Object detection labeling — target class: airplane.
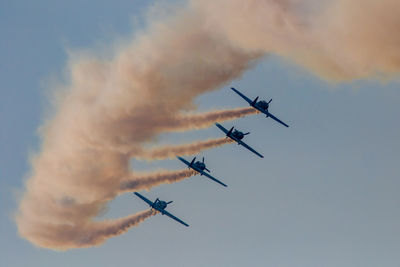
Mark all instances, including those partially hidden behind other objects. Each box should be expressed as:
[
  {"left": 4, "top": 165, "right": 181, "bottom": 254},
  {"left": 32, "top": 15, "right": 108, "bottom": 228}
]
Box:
[
  {"left": 230, "top": 87, "right": 289, "bottom": 127},
  {"left": 133, "top": 192, "right": 189, "bottom": 227},
  {"left": 176, "top": 156, "right": 227, "bottom": 187},
  {"left": 215, "top": 123, "right": 264, "bottom": 158}
]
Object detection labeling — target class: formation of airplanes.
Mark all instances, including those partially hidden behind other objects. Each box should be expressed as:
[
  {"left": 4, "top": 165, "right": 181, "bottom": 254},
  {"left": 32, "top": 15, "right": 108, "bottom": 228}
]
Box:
[{"left": 134, "top": 87, "right": 290, "bottom": 227}]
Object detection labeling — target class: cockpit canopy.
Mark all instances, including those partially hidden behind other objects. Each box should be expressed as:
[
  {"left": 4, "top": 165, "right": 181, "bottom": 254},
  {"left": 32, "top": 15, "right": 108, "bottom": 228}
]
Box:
[
  {"left": 194, "top": 161, "right": 206, "bottom": 170},
  {"left": 232, "top": 129, "right": 244, "bottom": 140},
  {"left": 157, "top": 201, "right": 167, "bottom": 209},
  {"left": 257, "top": 100, "right": 269, "bottom": 110}
]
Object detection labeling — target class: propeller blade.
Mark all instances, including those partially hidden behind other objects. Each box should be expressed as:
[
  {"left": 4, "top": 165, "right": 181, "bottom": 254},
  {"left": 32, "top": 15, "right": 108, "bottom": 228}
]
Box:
[
  {"left": 202, "top": 157, "right": 204, "bottom": 163},
  {"left": 268, "top": 99, "right": 272, "bottom": 104},
  {"left": 244, "top": 132, "right": 250, "bottom": 135},
  {"left": 166, "top": 201, "right": 173, "bottom": 204},
  {"left": 205, "top": 168, "right": 211, "bottom": 173}
]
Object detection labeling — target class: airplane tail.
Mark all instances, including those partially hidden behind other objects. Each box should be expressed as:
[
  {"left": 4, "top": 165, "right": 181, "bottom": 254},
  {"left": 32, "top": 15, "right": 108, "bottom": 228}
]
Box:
[
  {"left": 189, "top": 157, "right": 196, "bottom": 167},
  {"left": 251, "top": 96, "right": 259, "bottom": 106},
  {"left": 227, "top": 126, "right": 234, "bottom": 136}
]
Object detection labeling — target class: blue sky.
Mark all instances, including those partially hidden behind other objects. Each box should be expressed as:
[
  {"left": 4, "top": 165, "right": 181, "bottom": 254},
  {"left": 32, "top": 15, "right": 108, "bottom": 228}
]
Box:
[{"left": 1, "top": 1, "right": 400, "bottom": 266}]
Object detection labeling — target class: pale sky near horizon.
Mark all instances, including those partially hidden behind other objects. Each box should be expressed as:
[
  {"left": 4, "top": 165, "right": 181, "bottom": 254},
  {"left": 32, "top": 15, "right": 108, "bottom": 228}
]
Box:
[{"left": 1, "top": 1, "right": 400, "bottom": 267}]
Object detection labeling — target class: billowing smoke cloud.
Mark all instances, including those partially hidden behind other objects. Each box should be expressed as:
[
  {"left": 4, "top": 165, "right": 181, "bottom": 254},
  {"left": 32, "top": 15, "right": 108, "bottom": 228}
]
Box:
[
  {"left": 198, "top": 0, "right": 400, "bottom": 80},
  {"left": 135, "top": 138, "right": 234, "bottom": 160},
  {"left": 16, "top": 1, "right": 258, "bottom": 250},
  {"left": 17, "top": 0, "right": 400, "bottom": 250}
]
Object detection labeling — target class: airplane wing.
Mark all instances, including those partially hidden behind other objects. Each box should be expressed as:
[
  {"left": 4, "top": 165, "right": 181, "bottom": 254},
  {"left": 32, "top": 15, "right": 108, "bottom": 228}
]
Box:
[
  {"left": 201, "top": 171, "right": 228, "bottom": 187},
  {"left": 133, "top": 192, "right": 154, "bottom": 207},
  {"left": 237, "top": 140, "right": 264, "bottom": 158},
  {"left": 162, "top": 209, "right": 189, "bottom": 227},
  {"left": 266, "top": 111, "right": 289, "bottom": 127},
  {"left": 231, "top": 87, "right": 253, "bottom": 105},
  {"left": 215, "top": 123, "right": 229, "bottom": 135},
  {"left": 177, "top": 156, "right": 191, "bottom": 167}
]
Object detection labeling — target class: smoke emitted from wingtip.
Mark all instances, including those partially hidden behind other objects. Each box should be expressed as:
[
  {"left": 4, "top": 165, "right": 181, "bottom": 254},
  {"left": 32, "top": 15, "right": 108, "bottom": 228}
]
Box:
[
  {"left": 119, "top": 169, "right": 197, "bottom": 193},
  {"left": 136, "top": 138, "right": 234, "bottom": 160}
]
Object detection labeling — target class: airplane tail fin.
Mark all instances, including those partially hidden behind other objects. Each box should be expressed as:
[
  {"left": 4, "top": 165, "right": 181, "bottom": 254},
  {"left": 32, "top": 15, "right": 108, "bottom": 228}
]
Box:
[
  {"left": 227, "top": 126, "right": 234, "bottom": 136},
  {"left": 189, "top": 157, "right": 196, "bottom": 167},
  {"left": 251, "top": 96, "right": 259, "bottom": 106}
]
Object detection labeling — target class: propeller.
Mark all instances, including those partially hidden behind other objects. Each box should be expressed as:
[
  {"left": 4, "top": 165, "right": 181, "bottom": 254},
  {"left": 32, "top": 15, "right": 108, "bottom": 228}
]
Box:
[
  {"left": 268, "top": 99, "right": 272, "bottom": 104},
  {"left": 205, "top": 168, "right": 211, "bottom": 173},
  {"left": 202, "top": 157, "right": 204, "bottom": 163},
  {"left": 244, "top": 132, "right": 250, "bottom": 135},
  {"left": 166, "top": 201, "right": 173, "bottom": 205}
]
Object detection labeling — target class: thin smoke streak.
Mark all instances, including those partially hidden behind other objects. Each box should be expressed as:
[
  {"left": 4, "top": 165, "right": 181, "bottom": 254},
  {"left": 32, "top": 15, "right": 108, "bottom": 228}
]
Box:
[
  {"left": 134, "top": 138, "right": 234, "bottom": 160},
  {"left": 119, "top": 169, "right": 197, "bottom": 193}
]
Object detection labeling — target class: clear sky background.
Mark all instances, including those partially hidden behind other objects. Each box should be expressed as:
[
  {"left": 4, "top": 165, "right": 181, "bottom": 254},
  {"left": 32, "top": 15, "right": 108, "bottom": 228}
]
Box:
[{"left": 1, "top": 1, "right": 400, "bottom": 267}]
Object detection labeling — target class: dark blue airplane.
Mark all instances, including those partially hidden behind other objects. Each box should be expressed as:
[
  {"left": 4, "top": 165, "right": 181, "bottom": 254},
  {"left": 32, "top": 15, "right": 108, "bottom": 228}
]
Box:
[
  {"left": 134, "top": 192, "right": 189, "bottom": 227},
  {"left": 177, "top": 156, "right": 227, "bottom": 187},
  {"left": 215, "top": 123, "right": 264, "bottom": 158},
  {"left": 231, "top": 87, "right": 289, "bottom": 127}
]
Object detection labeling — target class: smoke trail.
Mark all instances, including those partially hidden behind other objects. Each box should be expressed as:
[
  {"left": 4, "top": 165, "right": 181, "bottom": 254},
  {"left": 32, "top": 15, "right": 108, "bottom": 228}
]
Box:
[
  {"left": 17, "top": 0, "right": 400, "bottom": 250},
  {"left": 165, "top": 107, "right": 257, "bottom": 132},
  {"left": 135, "top": 138, "right": 234, "bottom": 160},
  {"left": 80, "top": 210, "right": 157, "bottom": 247},
  {"left": 119, "top": 169, "right": 197, "bottom": 193},
  {"left": 16, "top": 210, "right": 156, "bottom": 250}
]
